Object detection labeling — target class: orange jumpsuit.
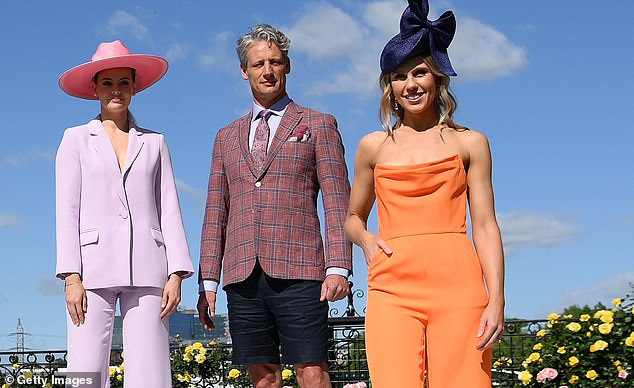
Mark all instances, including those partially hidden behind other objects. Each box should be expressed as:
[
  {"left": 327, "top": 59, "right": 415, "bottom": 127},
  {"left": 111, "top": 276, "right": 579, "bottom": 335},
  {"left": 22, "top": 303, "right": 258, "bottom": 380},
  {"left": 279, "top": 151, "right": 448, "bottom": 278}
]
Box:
[{"left": 366, "top": 155, "right": 492, "bottom": 387}]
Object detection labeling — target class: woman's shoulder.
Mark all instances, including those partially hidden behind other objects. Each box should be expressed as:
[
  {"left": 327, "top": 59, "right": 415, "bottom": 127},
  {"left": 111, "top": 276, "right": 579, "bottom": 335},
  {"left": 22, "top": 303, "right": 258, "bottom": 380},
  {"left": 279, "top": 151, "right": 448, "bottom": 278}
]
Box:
[
  {"left": 446, "top": 126, "right": 490, "bottom": 150},
  {"left": 358, "top": 130, "right": 389, "bottom": 150}
]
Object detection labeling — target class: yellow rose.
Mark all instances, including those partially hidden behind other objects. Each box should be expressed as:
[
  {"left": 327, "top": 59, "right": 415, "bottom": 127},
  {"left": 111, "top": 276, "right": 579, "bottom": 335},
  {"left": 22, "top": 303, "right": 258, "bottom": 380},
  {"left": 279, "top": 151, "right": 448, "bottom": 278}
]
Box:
[
  {"left": 586, "top": 370, "right": 598, "bottom": 380},
  {"left": 536, "top": 329, "right": 547, "bottom": 337},
  {"left": 625, "top": 337, "right": 634, "bottom": 347},
  {"left": 600, "top": 311, "right": 614, "bottom": 323},
  {"left": 208, "top": 341, "right": 217, "bottom": 347},
  {"left": 518, "top": 370, "right": 532, "bottom": 385},
  {"left": 183, "top": 373, "right": 192, "bottom": 383},
  {"left": 614, "top": 360, "right": 621, "bottom": 366},
  {"left": 586, "top": 331, "right": 592, "bottom": 337},
  {"left": 569, "top": 375, "right": 579, "bottom": 384},
  {"left": 282, "top": 368, "right": 293, "bottom": 380},
  {"left": 117, "top": 374, "right": 123, "bottom": 382},
  {"left": 566, "top": 322, "right": 582, "bottom": 332},
  {"left": 598, "top": 323, "right": 613, "bottom": 334},
  {"left": 228, "top": 369, "right": 241, "bottom": 379},
  {"left": 195, "top": 353, "right": 207, "bottom": 364},
  {"left": 183, "top": 352, "right": 194, "bottom": 362},
  {"left": 617, "top": 365, "right": 624, "bottom": 372},
  {"left": 593, "top": 310, "right": 607, "bottom": 319},
  {"left": 580, "top": 314, "right": 590, "bottom": 322},
  {"left": 612, "top": 298, "right": 622, "bottom": 306},
  {"left": 589, "top": 340, "right": 608, "bottom": 352},
  {"left": 631, "top": 306, "right": 634, "bottom": 315},
  {"left": 547, "top": 313, "right": 560, "bottom": 321},
  {"left": 569, "top": 356, "right": 579, "bottom": 366},
  {"left": 119, "top": 363, "right": 124, "bottom": 373},
  {"left": 557, "top": 346, "right": 566, "bottom": 354},
  {"left": 185, "top": 345, "right": 193, "bottom": 354},
  {"left": 198, "top": 348, "right": 207, "bottom": 355},
  {"left": 527, "top": 352, "right": 540, "bottom": 362},
  {"left": 109, "top": 366, "right": 117, "bottom": 377},
  {"left": 533, "top": 343, "right": 543, "bottom": 350},
  {"left": 192, "top": 342, "right": 203, "bottom": 349}
]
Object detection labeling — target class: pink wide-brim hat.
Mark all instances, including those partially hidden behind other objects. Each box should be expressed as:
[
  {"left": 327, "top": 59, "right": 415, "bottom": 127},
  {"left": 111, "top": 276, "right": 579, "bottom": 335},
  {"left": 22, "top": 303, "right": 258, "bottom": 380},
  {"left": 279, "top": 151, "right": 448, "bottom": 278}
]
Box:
[{"left": 58, "top": 40, "right": 168, "bottom": 100}]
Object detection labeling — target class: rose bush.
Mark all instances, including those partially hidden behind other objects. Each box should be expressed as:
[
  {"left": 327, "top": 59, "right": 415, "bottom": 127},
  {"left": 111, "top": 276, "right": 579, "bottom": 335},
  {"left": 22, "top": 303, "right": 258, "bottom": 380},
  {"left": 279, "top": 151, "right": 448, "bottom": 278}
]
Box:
[{"left": 510, "top": 291, "right": 633, "bottom": 387}]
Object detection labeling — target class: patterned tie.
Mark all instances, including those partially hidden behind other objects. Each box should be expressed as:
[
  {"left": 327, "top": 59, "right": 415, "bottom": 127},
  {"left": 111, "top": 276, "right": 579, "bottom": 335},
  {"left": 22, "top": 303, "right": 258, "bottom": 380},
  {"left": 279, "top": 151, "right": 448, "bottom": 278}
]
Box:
[{"left": 251, "top": 109, "right": 272, "bottom": 170}]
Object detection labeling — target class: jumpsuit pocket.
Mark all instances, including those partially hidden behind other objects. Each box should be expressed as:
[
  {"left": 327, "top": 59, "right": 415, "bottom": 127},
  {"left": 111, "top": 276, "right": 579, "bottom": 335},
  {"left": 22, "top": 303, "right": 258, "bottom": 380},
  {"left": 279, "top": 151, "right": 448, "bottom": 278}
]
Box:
[{"left": 79, "top": 229, "right": 99, "bottom": 246}]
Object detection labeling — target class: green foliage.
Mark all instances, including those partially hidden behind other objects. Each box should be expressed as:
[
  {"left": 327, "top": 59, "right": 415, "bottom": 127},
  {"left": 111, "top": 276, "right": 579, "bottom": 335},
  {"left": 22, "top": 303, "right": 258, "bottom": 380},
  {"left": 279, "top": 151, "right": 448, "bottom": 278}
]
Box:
[{"left": 500, "top": 288, "right": 634, "bottom": 387}]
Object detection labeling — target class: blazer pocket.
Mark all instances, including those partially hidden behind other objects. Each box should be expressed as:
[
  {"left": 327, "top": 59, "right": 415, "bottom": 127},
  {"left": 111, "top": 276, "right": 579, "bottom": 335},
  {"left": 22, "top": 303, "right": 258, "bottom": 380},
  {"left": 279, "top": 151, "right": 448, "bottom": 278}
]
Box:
[
  {"left": 150, "top": 227, "right": 165, "bottom": 247},
  {"left": 79, "top": 229, "right": 99, "bottom": 246}
]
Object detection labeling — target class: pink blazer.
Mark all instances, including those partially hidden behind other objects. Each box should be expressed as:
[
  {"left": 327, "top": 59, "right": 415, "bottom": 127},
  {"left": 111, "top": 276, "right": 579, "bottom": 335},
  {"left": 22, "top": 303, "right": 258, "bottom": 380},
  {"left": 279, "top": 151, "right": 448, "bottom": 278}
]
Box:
[
  {"left": 55, "top": 116, "right": 194, "bottom": 289},
  {"left": 199, "top": 102, "right": 352, "bottom": 287}
]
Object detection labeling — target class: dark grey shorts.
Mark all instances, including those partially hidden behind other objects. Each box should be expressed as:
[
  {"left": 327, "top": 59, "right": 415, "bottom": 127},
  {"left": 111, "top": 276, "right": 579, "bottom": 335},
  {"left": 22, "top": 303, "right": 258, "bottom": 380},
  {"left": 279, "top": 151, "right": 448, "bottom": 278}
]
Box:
[{"left": 225, "top": 262, "right": 328, "bottom": 365}]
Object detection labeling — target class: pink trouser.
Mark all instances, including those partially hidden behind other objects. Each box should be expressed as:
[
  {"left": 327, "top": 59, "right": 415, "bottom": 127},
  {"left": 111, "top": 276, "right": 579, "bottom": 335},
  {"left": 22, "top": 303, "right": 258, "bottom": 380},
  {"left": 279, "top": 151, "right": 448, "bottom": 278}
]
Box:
[{"left": 66, "top": 287, "right": 171, "bottom": 388}]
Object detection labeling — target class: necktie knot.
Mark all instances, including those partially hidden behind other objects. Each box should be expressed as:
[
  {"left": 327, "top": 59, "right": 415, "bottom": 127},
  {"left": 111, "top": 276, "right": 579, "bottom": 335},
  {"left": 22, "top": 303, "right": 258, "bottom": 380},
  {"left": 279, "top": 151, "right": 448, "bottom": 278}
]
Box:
[{"left": 259, "top": 109, "right": 272, "bottom": 121}]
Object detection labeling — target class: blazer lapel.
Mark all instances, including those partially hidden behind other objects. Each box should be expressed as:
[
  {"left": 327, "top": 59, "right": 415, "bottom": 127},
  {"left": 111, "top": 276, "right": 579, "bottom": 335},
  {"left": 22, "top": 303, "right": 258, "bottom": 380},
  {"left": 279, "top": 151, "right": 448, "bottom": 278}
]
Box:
[
  {"left": 88, "top": 120, "right": 128, "bottom": 209},
  {"left": 122, "top": 125, "right": 144, "bottom": 176},
  {"left": 237, "top": 113, "right": 262, "bottom": 178},
  {"left": 261, "top": 103, "right": 302, "bottom": 172}
]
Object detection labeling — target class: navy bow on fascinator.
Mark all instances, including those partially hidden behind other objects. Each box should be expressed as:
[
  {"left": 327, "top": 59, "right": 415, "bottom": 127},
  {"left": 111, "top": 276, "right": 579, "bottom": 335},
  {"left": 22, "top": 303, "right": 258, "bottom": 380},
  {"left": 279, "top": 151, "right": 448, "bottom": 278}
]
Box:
[{"left": 380, "top": 0, "right": 457, "bottom": 76}]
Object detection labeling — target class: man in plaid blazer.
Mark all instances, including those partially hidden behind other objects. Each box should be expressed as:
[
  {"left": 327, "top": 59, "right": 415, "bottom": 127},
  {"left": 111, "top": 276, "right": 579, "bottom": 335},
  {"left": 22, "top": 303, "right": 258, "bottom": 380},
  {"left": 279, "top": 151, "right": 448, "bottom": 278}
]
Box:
[{"left": 197, "top": 24, "right": 352, "bottom": 387}]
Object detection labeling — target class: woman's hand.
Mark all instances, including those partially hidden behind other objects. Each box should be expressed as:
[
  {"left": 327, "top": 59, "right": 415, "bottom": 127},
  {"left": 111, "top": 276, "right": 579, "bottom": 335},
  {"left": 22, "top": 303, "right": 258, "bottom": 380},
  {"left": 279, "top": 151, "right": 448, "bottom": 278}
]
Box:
[
  {"left": 362, "top": 232, "right": 393, "bottom": 266},
  {"left": 160, "top": 273, "right": 183, "bottom": 319},
  {"left": 65, "top": 274, "right": 87, "bottom": 326},
  {"left": 476, "top": 298, "right": 505, "bottom": 351}
]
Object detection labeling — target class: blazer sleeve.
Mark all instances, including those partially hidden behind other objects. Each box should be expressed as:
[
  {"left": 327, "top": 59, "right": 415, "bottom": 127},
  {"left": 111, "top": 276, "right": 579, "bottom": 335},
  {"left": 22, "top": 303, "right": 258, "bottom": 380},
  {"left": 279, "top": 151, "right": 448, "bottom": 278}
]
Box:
[
  {"left": 55, "top": 129, "right": 82, "bottom": 279},
  {"left": 199, "top": 130, "right": 229, "bottom": 283},
  {"left": 157, "top": 135, "right": 194, "bottom": 278},
  {"left": 314, "top": 114, "right": 353, "bottom": 272}
]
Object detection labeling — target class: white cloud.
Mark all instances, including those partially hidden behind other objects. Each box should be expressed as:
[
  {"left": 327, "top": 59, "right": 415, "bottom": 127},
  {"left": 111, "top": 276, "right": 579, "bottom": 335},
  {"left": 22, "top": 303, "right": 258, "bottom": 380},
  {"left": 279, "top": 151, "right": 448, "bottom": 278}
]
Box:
[
  {"left": 556, "top": 272, "right": 634, "bottom": 311},
  {"left": 498, "top": 212, "right": 577, "bottom": 254},
  {"left": 37, "top": 274, "right": 63, "bottom": 296},
  {"left": 198, "top": 32, "right": 235, "bottom": 72},
  {"left": 165, "top": 42, "right": 190, "bottom": 62},
  {"left": 176, "top": 178, "right": 203, "bottom": 198},
  {"left": 451, "top": 17, "right": 527, "bottom": 81},
  {"left": 4, "top": 155, "right": 25, "bottom": 166},
  {"left": 0, "top": 213, "right": 21, "bottom": 228},
  {"left": 107, "top": 10, "right": 150, "bottom": 42},
  {"left": 285, "top": 2, "right": 366, "bottom": 61}
]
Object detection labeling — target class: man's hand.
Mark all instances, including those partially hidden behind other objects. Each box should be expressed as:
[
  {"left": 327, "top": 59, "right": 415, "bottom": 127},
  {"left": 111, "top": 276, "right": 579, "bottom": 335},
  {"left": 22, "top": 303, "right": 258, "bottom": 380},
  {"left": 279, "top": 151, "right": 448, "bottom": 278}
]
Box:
[
  {"left": 197, "top": 291, "right": 217, "bottom": 331},
  {"left": 320, "top": 274, "right": 349, "bottom": 302}
]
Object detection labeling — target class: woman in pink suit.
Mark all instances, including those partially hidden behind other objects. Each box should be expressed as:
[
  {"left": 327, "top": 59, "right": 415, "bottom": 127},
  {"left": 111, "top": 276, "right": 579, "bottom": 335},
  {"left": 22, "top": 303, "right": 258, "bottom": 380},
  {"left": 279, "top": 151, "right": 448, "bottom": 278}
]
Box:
[{"left": 56, "top": 40, "right": 194, "bottom": 387}]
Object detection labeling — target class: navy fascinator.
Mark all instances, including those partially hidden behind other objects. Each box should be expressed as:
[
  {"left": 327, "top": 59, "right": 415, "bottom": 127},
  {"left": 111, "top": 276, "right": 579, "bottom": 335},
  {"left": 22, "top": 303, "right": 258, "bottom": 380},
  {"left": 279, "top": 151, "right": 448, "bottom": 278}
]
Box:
[{"left": 380, "top": 0, "right": 457, "bottom": 76}]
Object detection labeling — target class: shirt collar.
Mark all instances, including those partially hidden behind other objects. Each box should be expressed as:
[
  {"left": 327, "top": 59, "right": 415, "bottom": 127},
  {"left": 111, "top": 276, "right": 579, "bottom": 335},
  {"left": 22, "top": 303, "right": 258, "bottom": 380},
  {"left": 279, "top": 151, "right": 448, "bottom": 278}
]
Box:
[{"left": 251, "top": 94, "right": 292, "bottom": 123}]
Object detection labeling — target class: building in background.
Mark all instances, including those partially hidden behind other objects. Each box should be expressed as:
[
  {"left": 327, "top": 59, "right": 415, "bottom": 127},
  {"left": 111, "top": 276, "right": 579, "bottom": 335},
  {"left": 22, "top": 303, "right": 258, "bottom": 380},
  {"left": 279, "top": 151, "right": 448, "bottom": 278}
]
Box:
[{"left": 112, "top": 309, "right": 229, "bottom": 348}]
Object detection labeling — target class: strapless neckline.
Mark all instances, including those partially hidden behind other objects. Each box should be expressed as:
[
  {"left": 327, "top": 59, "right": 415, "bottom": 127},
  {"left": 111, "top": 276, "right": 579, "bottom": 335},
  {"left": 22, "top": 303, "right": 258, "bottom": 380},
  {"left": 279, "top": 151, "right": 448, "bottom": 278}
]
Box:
[{"left": 374, "top": 154, "right": 461, "bottom": 170}]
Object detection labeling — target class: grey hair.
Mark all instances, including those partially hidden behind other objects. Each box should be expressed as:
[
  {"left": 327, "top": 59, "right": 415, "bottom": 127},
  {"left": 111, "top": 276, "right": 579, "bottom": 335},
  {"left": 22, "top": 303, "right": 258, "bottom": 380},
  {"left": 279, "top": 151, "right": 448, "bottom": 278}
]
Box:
[{"left": 236, "top": 24, "right": 291, "bottom": 67}]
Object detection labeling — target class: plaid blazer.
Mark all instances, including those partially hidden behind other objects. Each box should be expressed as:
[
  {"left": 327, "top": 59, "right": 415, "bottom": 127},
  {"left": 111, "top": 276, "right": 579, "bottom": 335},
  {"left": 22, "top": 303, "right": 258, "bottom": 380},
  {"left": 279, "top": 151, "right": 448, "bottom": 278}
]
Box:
[{"left": 199, "top": 102, "right": 352, "bottom": 287}]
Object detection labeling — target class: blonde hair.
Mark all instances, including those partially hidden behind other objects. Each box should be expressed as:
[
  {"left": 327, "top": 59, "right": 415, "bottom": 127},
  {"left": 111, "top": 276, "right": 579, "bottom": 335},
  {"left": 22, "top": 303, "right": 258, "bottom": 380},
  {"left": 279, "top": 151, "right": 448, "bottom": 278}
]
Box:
[{"left": 378, "top": 56, "right": 463, "bottom": 135}]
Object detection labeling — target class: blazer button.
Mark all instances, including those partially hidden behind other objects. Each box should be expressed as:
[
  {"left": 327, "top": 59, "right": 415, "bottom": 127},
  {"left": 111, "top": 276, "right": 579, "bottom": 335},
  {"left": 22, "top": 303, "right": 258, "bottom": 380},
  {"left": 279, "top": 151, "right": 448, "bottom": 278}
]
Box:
[
  {"left": 119, "top": 211, "right": 129, "bottom": 219},
  {"left": 254, "top": 181, "right": 262, "bottom": 188}
]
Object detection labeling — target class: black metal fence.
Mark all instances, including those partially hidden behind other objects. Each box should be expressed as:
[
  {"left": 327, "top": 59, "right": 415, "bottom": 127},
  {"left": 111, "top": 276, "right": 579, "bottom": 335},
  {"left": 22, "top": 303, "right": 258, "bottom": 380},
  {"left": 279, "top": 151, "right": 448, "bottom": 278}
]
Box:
[{"left": 0, "top": 286, "right": 543, "bottom": 387}]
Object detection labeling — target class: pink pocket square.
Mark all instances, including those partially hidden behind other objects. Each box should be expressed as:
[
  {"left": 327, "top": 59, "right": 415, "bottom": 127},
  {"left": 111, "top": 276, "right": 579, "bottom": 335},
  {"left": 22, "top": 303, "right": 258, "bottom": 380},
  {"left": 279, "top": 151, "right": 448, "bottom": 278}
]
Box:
[{"left": 288, "top": 125, "right": 311, "bottom": 142}]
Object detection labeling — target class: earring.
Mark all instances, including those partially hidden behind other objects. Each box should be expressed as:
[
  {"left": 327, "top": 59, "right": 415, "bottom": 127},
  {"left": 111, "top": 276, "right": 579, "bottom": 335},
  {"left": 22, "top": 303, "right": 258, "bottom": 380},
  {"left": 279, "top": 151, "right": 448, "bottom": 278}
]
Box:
[{"left": 393, "top": 100, "right": 400, "bottom": 111}]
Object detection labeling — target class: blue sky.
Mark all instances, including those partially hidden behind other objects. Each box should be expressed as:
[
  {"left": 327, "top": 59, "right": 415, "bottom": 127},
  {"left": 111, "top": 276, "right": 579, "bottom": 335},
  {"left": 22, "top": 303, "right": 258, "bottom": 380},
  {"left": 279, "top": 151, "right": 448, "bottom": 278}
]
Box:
[{"left": 1, "top": 0, "right": 633, "bottom": 351}]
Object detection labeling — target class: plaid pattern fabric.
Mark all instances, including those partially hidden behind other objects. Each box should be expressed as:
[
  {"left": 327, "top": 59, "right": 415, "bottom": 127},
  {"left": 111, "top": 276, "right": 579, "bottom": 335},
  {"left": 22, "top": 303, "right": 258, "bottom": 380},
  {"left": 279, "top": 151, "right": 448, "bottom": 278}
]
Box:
[{"left": 199, "top": 102, "right": 352, "bottom": 286}]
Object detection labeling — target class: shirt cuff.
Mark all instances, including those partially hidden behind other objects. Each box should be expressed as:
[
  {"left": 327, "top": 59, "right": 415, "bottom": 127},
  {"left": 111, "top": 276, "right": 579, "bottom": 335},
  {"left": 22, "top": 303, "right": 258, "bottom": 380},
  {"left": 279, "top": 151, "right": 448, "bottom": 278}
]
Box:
[
  {"left": 326, "top": 267, "right": 349, "bottom": 278},
  {"left": 198, "top": 280, "right": 219, "bottom": 293}
]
